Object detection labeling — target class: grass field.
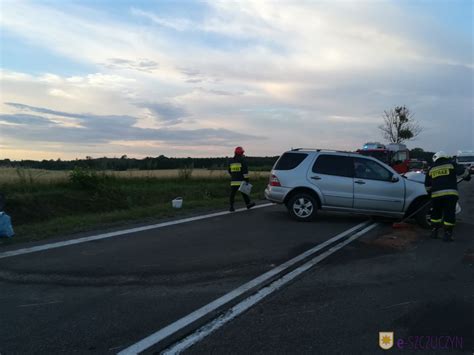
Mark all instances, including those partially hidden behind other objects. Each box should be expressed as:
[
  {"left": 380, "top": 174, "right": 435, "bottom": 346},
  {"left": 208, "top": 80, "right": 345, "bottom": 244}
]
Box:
[
  {"left": 0, "top": 167, "right": 269, "bottom": 184},
  {"left": 0, "top": 168, "right": 270, "bottom": 245}
]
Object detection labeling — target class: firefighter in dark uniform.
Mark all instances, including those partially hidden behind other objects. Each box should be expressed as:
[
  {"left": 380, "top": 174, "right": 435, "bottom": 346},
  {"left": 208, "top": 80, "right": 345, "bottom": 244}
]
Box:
[
  {"left": 425, "top": 151, "right": 470, "bottom": 241},
  {"left": 228, "top": 146, "right": 255, "bottom": 212}
]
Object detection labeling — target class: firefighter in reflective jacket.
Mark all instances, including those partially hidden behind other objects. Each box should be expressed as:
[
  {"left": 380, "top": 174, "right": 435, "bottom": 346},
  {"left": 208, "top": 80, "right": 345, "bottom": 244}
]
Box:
[
  {"left": 228, "top": 146, "right": 255, "bottom": 212},
  {"left": 425, "top": 151, "right": 470, "bottom": 241}
]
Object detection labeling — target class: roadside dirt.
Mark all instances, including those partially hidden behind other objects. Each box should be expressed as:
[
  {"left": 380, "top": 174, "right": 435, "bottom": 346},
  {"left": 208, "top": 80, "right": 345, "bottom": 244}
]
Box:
[{"left": 362, "top": 222, "right": 425, "bottom": 251}]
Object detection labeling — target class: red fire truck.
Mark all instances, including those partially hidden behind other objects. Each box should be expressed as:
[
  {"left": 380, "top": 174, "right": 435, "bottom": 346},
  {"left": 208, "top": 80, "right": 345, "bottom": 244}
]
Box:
[{"left": 356, "top": 142, "right": 410, "bottom": 174}]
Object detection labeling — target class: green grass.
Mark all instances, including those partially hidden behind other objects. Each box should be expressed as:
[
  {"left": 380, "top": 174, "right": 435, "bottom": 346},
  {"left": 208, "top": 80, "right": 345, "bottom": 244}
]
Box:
[{"left": 0, "top": 173, "right": 268, "bottom": 245}]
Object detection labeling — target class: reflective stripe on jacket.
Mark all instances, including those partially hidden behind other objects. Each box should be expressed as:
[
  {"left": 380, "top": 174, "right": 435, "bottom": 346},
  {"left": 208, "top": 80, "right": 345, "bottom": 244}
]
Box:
[
  {"left": 228, "top": 156, "right": 249, "bottom": 186},
  {"left": 425, "top": 158, "right": 466, "bottom": 198},
  {"left": 431, "top": 189, "right": 459, "bottom": 198}
]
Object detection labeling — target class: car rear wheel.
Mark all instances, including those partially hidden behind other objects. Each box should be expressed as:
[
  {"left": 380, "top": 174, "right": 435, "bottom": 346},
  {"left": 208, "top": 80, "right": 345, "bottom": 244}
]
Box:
[{"left": 287, "top": 193, "right": 318, "bottom": 221}]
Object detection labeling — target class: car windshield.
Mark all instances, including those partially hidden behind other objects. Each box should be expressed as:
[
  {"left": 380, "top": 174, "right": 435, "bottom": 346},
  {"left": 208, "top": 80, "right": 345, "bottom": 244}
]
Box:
[
  {"left": 409, "top": 161, "right": 424, "bottom": 169},
  {"left": 457, "top": 156, "right": 474, "bottom": 162},
  {"left": 358, "top": 150, "right": 389, "bottom": 164}
]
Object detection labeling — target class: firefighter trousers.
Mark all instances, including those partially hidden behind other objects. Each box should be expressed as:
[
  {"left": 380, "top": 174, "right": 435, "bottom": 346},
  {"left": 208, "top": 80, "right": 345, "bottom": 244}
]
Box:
[
  {"left": 230, "top": 185, "right": 250, "bottom": 207},
  {"left": 430, "top": 195, "right": 458, "bottom": 230}
]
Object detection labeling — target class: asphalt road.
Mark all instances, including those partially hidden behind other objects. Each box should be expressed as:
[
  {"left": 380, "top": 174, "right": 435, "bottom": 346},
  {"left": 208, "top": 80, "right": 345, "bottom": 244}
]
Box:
[
  {"left": 0, "top": 204, "right": 367, "bottom": 354},
  {"left": 1, "top": 182, "right": 472, "bottom": 354},
  {"left": 188, "top": 181, "right": 474, "bottom": 355}
]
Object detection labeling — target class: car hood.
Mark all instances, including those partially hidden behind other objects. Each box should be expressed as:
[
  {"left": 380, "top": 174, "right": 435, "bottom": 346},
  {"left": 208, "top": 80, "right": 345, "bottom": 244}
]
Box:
[{"left": 403, "top": 171, "right": 426, "bottom": 184}]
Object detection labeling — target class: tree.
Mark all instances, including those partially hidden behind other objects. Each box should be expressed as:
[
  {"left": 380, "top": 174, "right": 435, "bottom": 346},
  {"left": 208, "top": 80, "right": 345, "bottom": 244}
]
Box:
[
  {"left": 410, "top": 147, "right": 435, "bottom": 163},
  {"left": 379, "top": 105, "right": 422, "bottom": 143}
]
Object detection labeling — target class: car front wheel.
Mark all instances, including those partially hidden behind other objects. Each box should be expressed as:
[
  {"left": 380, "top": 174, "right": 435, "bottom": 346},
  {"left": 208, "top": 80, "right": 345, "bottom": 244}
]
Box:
[
  {"left": 287, "top": 193, "right": 318, "bottom": 221},
  {"left": 415, "top": 200, "right": 432, "bottom": 229}
]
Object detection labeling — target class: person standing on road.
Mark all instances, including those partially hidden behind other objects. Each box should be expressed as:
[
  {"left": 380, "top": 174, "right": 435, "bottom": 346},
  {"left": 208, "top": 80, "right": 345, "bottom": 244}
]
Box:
[
  {"left": 228, "top": 146, "right": 256, "bottom": 212},
  {"left": 425, "top": 151, "right": 470, "bottom": 241}
]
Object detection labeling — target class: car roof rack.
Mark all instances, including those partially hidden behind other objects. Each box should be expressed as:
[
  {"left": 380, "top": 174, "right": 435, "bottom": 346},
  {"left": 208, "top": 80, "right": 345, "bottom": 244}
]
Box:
[
  {"left": 290, "top": 148, "right": 354, "bottom": 154},
  {"left": 291, "top": 148, "right": 321, "bottom": 151}
]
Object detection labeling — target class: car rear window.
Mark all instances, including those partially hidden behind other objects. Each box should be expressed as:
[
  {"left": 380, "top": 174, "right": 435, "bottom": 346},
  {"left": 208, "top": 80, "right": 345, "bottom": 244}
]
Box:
[
  {"left": 312, "top": 154, "right": 353, "bottom": 177},
  {"left": 274, "top": 152, "right": 308, "bottom": 170}
]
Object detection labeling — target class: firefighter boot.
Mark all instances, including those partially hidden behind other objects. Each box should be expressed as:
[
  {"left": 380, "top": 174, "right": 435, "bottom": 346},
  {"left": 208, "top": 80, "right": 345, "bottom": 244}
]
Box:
[
  {"left": 443, "top": 228, "right": 454, "bottom": 242},
  {"left": 430, "top": 226, "right": 440, "bottom": 239}
]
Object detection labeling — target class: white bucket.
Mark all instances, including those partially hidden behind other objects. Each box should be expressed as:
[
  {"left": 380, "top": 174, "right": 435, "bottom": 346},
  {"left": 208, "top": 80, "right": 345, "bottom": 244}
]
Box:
[
  {"left": 172, "top": 197, "right": 183, "bottom": 209},
  {"left": 455, "top": 202, "right": 461, "bottom": 215}
]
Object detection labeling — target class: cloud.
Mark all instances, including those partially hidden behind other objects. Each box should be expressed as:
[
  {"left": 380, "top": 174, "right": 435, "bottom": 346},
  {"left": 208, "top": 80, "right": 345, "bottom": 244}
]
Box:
[
  {"left": 180, "top": 68, "right": 201, "bottom": 77},
  {"left": 0, "top": 103, "right": 261, "bottom": 146},
  {"left": 135, "top": 102, "right": 188, "bottom": 125},
  {"left": 202, "top": 88, "right": 241, "bottom": 96},
  {"left": 0, "top": 113, "right": 56, "bottom": 126},
  {"left": 131, "top": 8, "right": 194, "bottom": 31},
  {"left": 186, "top": 78, "right": 203, "bottom": 83},
  {"left": 5, "top": 102, "right": 96, "bottom": 119},
  {"left": 48, "top": 88, "right": 76, "bottom": 99},
  {"left": 103, "top": 58, "right": 159, "bottom": 72}
]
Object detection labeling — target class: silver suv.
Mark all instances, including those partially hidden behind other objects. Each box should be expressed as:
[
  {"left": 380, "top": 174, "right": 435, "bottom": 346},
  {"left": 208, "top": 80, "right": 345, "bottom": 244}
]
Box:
[{"left": 265, "top": 149, "right": 431, "bottom": 227}]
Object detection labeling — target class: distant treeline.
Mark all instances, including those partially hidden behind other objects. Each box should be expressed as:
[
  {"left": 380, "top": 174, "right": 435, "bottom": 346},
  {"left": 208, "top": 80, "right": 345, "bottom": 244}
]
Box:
[
  {"left": 0, "top": 147, "right": 437, "bottom": 171},
  {"left": 409, "top": 148, "right": 435, "bottom": 163},
  {"left": 0, "top": 155, "right": 280, "bottom": 171}
]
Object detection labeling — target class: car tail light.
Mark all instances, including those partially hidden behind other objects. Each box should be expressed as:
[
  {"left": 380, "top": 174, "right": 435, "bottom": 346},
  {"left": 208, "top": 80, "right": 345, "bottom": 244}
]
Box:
[{"left": 269, "top": 174, "right": 281, "bottom": 187}]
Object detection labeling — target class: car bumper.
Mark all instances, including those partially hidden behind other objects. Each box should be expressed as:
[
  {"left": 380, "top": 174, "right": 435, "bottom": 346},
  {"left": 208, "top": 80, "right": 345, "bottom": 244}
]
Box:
[{"left": 264, "top": 185, "right": 290, "bottom": 204}]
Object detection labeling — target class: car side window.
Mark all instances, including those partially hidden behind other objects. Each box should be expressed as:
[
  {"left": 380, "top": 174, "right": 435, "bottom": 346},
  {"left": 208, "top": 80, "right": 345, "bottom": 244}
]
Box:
[
  {"left": 275, "top": 153, "right": 308, "bottom": 170},
  {"left": 354, "top": 158, "right": 392, "bottom": 181},
  {"left": 312, "top": 155, "right": 353, "bottom": 177}
]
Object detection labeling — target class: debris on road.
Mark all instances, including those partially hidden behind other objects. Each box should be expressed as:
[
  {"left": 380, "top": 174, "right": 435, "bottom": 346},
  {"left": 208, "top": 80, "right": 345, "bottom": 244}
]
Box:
[{"left": 362, "top": 228, "right": 422, "bottom": 251}]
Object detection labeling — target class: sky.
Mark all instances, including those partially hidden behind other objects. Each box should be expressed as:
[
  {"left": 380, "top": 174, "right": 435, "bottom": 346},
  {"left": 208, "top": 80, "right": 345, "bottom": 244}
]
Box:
[{"left": 0, "top": 0, "right": 472, "bottom": 160}]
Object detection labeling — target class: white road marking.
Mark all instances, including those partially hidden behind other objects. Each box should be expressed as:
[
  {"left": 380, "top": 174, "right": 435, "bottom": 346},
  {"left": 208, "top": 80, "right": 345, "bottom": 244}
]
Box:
[
  {"left": 0, "top": 203, "right": 274, "bottom": 260},
  {"left": 117, "top": 221, "right": 374, "bottom": 355},
  {"left": 381, "top": 301, "right": 414, "bottom": 310},
  {"left": 18, "top": 301, "right": 62, "bottom": 308},
  {"left": 162, "top": 222, "right": 379, "bottom": 355}
]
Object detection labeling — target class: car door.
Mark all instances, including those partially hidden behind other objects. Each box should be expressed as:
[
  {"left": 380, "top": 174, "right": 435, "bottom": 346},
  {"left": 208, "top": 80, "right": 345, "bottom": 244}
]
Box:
[
  {"left": 307, "top": 154, "right": 354, "bottom": 208},
  {"left": 353, "top": 157, "right": 405, "bottom": 212}
]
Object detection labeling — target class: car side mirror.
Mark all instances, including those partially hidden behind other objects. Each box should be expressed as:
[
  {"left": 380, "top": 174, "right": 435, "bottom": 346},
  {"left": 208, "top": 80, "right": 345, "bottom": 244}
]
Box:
[{"left": 391, "top": 175, "right": 399, "bottom": 183}]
